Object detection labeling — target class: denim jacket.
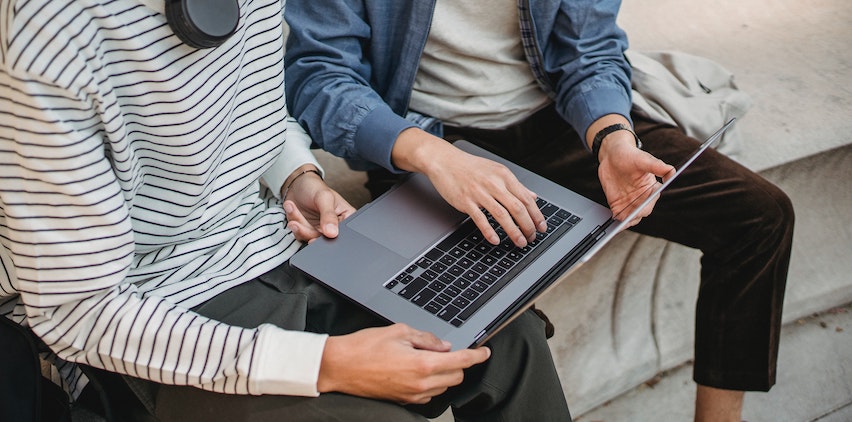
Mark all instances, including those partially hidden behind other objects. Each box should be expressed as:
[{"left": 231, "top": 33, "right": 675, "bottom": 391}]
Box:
[{"left": 284, "top": 0, "right": 632, "bottom": 172}]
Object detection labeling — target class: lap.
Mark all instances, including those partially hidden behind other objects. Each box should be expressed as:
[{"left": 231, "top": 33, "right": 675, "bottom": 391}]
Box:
[
  {"left": 156, "top": 388, "right": 427, "bottom": 422},
  {"left": 154, "top": 264, "right": 565, "bottom": 421},
  {"left": 152, "top": 268, "right": 421, "bottom": 421}
]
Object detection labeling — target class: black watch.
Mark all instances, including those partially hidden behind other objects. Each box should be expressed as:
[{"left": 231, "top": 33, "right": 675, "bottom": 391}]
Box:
[{"left": 591, "top": 123, "right": 642, "bottom": 162}]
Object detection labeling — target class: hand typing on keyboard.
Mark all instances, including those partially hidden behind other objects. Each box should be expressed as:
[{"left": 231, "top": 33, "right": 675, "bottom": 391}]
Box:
[
  {"left": 385, "top": 197, "right": 580, "bottom": 327},
  {"left": 390, "top": 129, "right": 548, "bottom": 247}
]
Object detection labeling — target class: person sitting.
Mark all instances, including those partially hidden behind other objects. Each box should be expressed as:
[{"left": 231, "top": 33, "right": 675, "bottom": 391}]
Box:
[
  {"left": 0, "top": 0, "right": 569, "bottom": 420},
  {"left": 283, "top": 1, "right": 796, "bottom": 420}
]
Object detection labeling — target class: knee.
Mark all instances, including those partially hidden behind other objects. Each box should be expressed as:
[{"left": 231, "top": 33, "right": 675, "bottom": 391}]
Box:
[
  {"left": 487, "top": 309, "right": 552, "bottom": 358},
  {"left": 757, "top": 181, "right": 795, "bottom": 243}
]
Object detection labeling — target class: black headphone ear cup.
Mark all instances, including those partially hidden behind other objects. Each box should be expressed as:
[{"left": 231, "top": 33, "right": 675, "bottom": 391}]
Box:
[{"left": 165, "top": 0, "right": 239, "bottom": 49}]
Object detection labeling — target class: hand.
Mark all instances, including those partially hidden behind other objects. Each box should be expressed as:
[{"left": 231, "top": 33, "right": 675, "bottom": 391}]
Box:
[
  {"left": 392, "top": 129, "right": 547, "bottom": 247},
  {"left": 317, "top": 323, "right": 491, "bottom": 404},
  {"left": 596, "top": 132, "right": 675, "bottom": 228},
  {"left": 282, "top": 166, "right": 356, "bottom": 243}
]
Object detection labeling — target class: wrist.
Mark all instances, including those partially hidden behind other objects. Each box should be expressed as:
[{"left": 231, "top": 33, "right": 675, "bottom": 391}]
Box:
[
  {"left": 391, "top": 128, "right": 448, "bottom": 174},
  {"left": 282, "top": 165, "right": 322, "bottom": 200},
  {"left": 316, "top": 336, "right": 343, "bottom": 393},
  {"left": 592, "top": 123, "right": 642, "bottom": 163}
]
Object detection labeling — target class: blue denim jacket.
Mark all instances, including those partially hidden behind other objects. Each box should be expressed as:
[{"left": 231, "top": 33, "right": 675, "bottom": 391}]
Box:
[{"left": 284, "top": 0, "right": 632, "bottom": 172}]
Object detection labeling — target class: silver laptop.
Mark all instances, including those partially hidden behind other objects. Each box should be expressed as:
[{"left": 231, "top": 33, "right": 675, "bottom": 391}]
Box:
[{"left": 291, "top": 119, "right": 735, "bottom": 350}]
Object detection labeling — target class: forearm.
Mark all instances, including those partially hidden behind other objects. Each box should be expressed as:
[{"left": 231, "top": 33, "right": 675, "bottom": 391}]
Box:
[{"left": 25, "top": 283, "right": 326, "bottom": 396}]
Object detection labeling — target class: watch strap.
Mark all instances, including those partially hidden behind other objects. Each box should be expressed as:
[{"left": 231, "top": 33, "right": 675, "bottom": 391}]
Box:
[{"left": 591, "top": 123, "right": 642, "bottom": 162}]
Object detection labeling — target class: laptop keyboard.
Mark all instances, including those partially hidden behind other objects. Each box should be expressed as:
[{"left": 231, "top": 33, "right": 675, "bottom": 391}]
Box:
[{"left": 383, "top": 197, "right": 581, "bottom": 327}]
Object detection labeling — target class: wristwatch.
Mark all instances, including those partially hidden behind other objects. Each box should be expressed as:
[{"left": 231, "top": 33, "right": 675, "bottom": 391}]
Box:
[{"left": 591, "top": 123, "right": 642, "bottom": 162}]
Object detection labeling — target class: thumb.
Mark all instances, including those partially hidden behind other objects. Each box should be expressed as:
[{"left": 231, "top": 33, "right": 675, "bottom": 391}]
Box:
[
  {"left": 406, "top": 328, "right": 452, "bottom": 352},
  {"left": 642, "top": 153, "right": 676, "bottom": 180},
  {"left": 315, "top": 190, "right": 341, "bottom": 238}
]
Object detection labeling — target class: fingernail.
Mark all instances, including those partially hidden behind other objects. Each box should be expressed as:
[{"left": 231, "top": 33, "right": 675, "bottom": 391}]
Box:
[
  {"left": 538, "top": 221, "right": 548, "bottom": 232},
  {"left": 324, "top": 223, "right": 337, "bottom": 236},
  {"left": 284, "top": 202, "right": 294, "bottom": 213}
]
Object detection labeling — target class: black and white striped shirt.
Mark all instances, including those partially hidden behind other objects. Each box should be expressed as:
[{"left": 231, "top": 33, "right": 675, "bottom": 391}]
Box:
[{"left": 0, "top": 0, "right": 327, "bottom": 398}]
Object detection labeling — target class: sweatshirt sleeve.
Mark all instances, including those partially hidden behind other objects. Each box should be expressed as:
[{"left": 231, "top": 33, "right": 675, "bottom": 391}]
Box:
[
  {"left": 260, "top": 116, "right": 324, "bottom": 199},
  {"left": 0, "top": 37, "right": 326, "bottom": 399}
]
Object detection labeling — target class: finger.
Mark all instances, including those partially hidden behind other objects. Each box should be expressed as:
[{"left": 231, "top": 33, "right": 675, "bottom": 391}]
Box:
[
  {"left": 284, "top": 201, "right": 322, "bottom": 241},
  {"left": 485, "top": 201, "right": 527, "bottom": 247},
  {"left": 335, "top": 196, "right": 356, "bottom": 221},
  {"left": 501, "top": 185, "right": 545, "bottom": 241},
  {"left": 466, "top": 206, "right": 501, "bottom": 245},
  {"left": 459, "top": 346, "right": 491, "bottom": 367},
  {"left": 424, "top": 346, "right": 492, "bottom": 375},
  {"left": 641, "top": 153, "right": 676, "bottom": 179},
  {"left": 314, "top": 190, "right": 342, "bottom": 238},
  {"left": 405, "top": 326, "right": 452, "bottom": 352},
  {"left": 288, "top": 220, "right": 322, "bottom": 242}
]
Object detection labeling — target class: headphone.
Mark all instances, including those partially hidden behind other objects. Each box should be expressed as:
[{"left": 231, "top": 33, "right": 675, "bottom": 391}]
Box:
[{"left": 166, "top": 0, "right": 240, "bottom": 49}]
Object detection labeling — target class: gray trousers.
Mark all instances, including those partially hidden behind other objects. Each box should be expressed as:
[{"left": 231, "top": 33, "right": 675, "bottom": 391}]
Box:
[{"left": 150, "top": 262, "right": 572, "bottom": 421}]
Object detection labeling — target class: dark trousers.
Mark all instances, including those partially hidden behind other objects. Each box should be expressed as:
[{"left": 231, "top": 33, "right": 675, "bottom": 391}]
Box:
[
  {"left": 370, "top": 105, "right": 794, "bottom": 392},
  {"left": 145, "top": 263, "right": 571, "bottom": 421}
]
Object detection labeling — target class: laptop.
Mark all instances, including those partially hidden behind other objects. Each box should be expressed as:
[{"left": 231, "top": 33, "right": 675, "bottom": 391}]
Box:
[{"left": 291, "top": 119, "right": 736, "bottom": 350}]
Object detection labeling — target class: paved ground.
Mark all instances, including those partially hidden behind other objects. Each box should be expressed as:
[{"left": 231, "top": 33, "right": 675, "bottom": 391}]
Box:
[
  {"left": 575, "top": 303, "right": 852, "bottom": 422},
  {"left": 430, "top": 303, "right": 851, "bottom": 422}
]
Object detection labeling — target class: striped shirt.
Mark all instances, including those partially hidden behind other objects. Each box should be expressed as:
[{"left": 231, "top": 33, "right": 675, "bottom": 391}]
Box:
[{"left": 0, "top": 0, "right": 327, "bottom": 398}]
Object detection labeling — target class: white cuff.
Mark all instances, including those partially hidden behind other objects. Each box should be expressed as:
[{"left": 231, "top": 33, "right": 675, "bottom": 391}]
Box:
[
  {"left": 250, "top": 324, "right": 328, "bottom": 396},
  {"left": 261, "top": 117, "right": 323, "bottom": 199}
]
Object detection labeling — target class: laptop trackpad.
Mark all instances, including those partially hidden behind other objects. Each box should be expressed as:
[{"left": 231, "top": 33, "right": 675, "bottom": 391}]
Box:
[{"left": 347, "top": 174, "right": 466, "bottom": 259}]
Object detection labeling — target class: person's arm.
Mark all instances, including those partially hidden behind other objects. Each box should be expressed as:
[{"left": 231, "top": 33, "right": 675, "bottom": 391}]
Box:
[
  {"left": 284, "top": 1, "right": 546, "bottom": 246},
  {"left": 586, "top": 115, "right": 675, "bottom": 228},
  {"left": 284, "top": 0, "right": 415, "bottom": 171},
  {"left": 391, "top": 128, "right": 547, "bottom": 247},
  {"left": 546, "top": 1, "right": 673, "bottom": 222},
  {"left": 543, "top": 0, "right": 634, "bottom": 149},
  {"left": 318, "top": 323, "right": 490, "bottom": 404},
  {"left": 260, "top": 117, "right": 357, "bottom": 242},
  {"left": 0, "top": 64, "right": 328, "bottom": 398}
]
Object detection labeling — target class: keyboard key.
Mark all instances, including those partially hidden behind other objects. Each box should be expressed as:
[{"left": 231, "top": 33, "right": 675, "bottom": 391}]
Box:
[
  {"left": 440, "top": 255, "right": 457, "bottom": 266},
  {"left": 412, "top": 289, "right": 437, "bottom": 307},
  {"left": 444, "top": 285, "right": 462, "bottom": 297},
  {"left": 434, "top": 293, "right": 452, "bottom": 306},
  {"left": 471, "top": 281, "right": 488, "bottom": 293},
  {"left": 452, "top": 296, "right": 470, "bottom": 309},
  {"left": 415, "top": 256, "right": 432, "bottom": 269},
  {"left": 438, "top": 305, "right": 461, "bottom": 321},
  {"left": 424, "top": 301, "right": 443, "bottom": 315},
  {"left": 461, "top": 289, "right": 479, "bottom": 301},
  {"left": 398, "top": 278, "right": 427, "bottom": 299},
  {"left": 541, "top": 203, "right": 558, "bottom": 217},
  {"left": 428, "top": 280, "right": 447, "bottom": 292}
]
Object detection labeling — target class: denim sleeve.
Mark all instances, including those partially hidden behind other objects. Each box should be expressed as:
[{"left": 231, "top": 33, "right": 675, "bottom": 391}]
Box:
[
  {"left": 283, "top": 1, "right": 414, "bottom": 172},
  {"left": 542, "top": 0, "right": 633, "bottom": 147}
]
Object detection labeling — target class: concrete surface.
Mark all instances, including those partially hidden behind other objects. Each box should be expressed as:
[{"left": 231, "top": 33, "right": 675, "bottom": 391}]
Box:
[
  {"left": 429, "top": 304, "right": 852, "bottom": 421},
  {"left": 577, "top": 304, "right": 852, "bottom": 422}
]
